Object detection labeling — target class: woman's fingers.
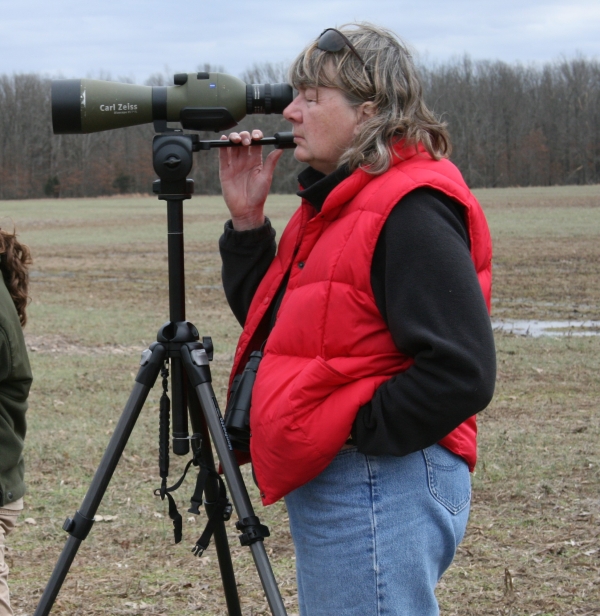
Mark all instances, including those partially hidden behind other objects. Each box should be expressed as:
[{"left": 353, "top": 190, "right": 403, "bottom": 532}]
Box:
[
  {"left": 263, "top": 148, "right": 284, "bottom": 177},
  {"left": 217, "top": 127, "right": 281, "bottom": 229},
  {"left": 221, "top": 130, "right": 264, "bottom": 146},
  {"left": 226, "top": 130, "right": 255, "bottom": 145},
  {"left": 219, "top": 130, "right": 267, "bottom": 174}
]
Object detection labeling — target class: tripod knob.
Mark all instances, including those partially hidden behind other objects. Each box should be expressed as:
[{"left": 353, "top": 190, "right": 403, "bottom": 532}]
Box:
[
  {"left": 153, "top": 135, "right": 194, "bottom": 181},
  {"left": 202, "top": 337, "right": 214, "bottom": 361}
]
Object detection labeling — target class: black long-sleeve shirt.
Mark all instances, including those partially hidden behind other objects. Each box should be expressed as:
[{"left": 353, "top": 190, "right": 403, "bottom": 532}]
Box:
[{"left": 219, "top": 166, "right": 496, "bottom": 458}]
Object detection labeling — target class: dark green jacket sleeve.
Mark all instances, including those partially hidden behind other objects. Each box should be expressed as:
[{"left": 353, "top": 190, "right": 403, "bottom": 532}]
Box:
[{"left": 0, "top": 277, "right": 32, "bottom": 506}]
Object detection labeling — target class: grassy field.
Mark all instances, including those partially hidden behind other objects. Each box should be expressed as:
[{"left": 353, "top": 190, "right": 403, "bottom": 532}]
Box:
[{"left": 1, "top": 184, "right": 599, "bottom": 615}]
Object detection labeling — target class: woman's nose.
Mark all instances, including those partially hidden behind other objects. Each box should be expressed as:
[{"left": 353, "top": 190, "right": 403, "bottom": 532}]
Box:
[{"left": 283, "top": 96, "right": 299, "bottom": 121}]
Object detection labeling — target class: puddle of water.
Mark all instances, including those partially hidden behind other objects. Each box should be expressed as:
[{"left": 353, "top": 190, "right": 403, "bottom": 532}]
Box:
[{"left": 493, "top": 320, "right": 600, "bottom": 337}]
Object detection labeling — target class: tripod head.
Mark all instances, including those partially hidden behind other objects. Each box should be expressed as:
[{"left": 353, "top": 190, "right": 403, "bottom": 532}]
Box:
[{"left": 152, "top": 130, "right": 295, "bottom": 197}]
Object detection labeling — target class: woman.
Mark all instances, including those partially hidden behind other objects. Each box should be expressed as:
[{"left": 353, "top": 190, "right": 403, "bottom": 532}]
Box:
[
  {"left": 0, "top": 227, "right": 32, "bottom": 616},
  {"left": 218, "top": 23, "right": 496, "bottom": 616}
]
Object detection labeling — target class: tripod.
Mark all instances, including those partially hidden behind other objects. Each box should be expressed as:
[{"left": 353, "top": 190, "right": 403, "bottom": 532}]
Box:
[{"left": 34, "top": 131, "right": 294, "bottom": 616}]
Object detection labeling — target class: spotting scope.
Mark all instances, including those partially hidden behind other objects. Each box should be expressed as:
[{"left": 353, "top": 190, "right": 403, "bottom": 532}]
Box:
[{"left": 51, "top": 72, "right": 293, "bottom": 134}]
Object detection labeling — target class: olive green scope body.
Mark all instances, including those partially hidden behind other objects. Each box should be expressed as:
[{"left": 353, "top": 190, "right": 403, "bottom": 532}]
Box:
[{"left": 51, "top": 72, "right": 293, "bottom": 134}]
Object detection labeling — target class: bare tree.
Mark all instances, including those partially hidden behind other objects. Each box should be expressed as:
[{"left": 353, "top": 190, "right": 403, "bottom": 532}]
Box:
[{"left": 1, "top": 57, "right": 600, "bottom": 198}]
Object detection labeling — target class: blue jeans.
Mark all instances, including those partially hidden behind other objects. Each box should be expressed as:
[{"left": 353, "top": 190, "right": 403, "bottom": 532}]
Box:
[{"left": 284, "top": 444, "right": 471, "bottom": 616}]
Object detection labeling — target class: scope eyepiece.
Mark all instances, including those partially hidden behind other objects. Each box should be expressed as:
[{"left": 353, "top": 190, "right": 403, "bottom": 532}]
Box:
[{"left": 246, "top": 83, "right": 293, "bottom": 115}]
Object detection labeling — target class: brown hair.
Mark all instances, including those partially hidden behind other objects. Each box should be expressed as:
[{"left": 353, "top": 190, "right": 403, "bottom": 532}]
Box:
[
  {"left": 288, "top": 22, "right": 451, "bottom": 174},
  {"left": 0, "top": 227, "right": 32, "bottom": 327}
]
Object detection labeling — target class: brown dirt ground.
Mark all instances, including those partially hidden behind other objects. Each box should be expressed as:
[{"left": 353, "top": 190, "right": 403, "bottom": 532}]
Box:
[{"left": 6, "top": 189, "right": 600, "bottom": 615}]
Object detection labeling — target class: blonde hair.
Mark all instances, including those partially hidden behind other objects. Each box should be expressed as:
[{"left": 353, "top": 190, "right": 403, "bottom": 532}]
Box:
[{"left": 288, "top": 22, "right": 451, "bottom": 174}]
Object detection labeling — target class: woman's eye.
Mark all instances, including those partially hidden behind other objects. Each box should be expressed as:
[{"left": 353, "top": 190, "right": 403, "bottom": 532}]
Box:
[{"left": 304, "top": 89, "right": 317, "bottom": 103}]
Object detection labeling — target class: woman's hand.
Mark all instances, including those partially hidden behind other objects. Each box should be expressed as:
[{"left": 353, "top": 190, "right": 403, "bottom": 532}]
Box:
[{"left": 218, "top": 129, "right": 283, "bottom": 231}]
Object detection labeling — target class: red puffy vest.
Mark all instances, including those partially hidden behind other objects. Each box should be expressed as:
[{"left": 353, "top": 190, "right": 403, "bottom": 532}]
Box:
[{"left": 230, "top": 143, "right": 492, "bottom": 505}]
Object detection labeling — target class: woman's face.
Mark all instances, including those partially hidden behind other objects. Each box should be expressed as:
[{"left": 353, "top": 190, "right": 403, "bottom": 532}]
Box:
[{"left": 283, "top": 86, "right": 364, "bottom": 175}]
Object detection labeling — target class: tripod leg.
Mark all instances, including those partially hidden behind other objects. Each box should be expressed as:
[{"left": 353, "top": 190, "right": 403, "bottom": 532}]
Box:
[
  {"left": 188, "top": 386, "right": 242, "bottom": 616},
  {"left": 181, "top": 345, "right": 288, "bottom": 616},
  {"left": 34, "top": 345, "right": 166, "bottom": 616}
]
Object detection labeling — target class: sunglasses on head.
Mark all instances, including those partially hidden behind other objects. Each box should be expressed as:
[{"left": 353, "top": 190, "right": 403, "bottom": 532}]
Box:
[
  {"left": 316, "top": 28, "right": 375, "bottom": 92},
  {"left": 317, "top": 28, "right": 367, "bottom": 67}
]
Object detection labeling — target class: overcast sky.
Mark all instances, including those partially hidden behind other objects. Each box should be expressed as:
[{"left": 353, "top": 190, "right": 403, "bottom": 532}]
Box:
[{"left": 2, "top": 0, "right": 599, "bottom": 83}]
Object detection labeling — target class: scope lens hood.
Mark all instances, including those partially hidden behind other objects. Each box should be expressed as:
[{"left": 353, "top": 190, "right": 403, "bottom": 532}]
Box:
[{"left": 52, "top": 80, "right": 82, "bottom": 134}]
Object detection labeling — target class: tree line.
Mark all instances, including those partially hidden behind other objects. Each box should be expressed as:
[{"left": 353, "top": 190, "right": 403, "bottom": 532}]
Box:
[{"left": 0, "top": 56, "right": 599, "bottom": 200}]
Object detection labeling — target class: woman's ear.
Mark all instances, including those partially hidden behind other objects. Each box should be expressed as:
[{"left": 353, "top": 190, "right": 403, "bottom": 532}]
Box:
[{"left": 356, "top": 101, "right": 377, "bottom": 125}]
